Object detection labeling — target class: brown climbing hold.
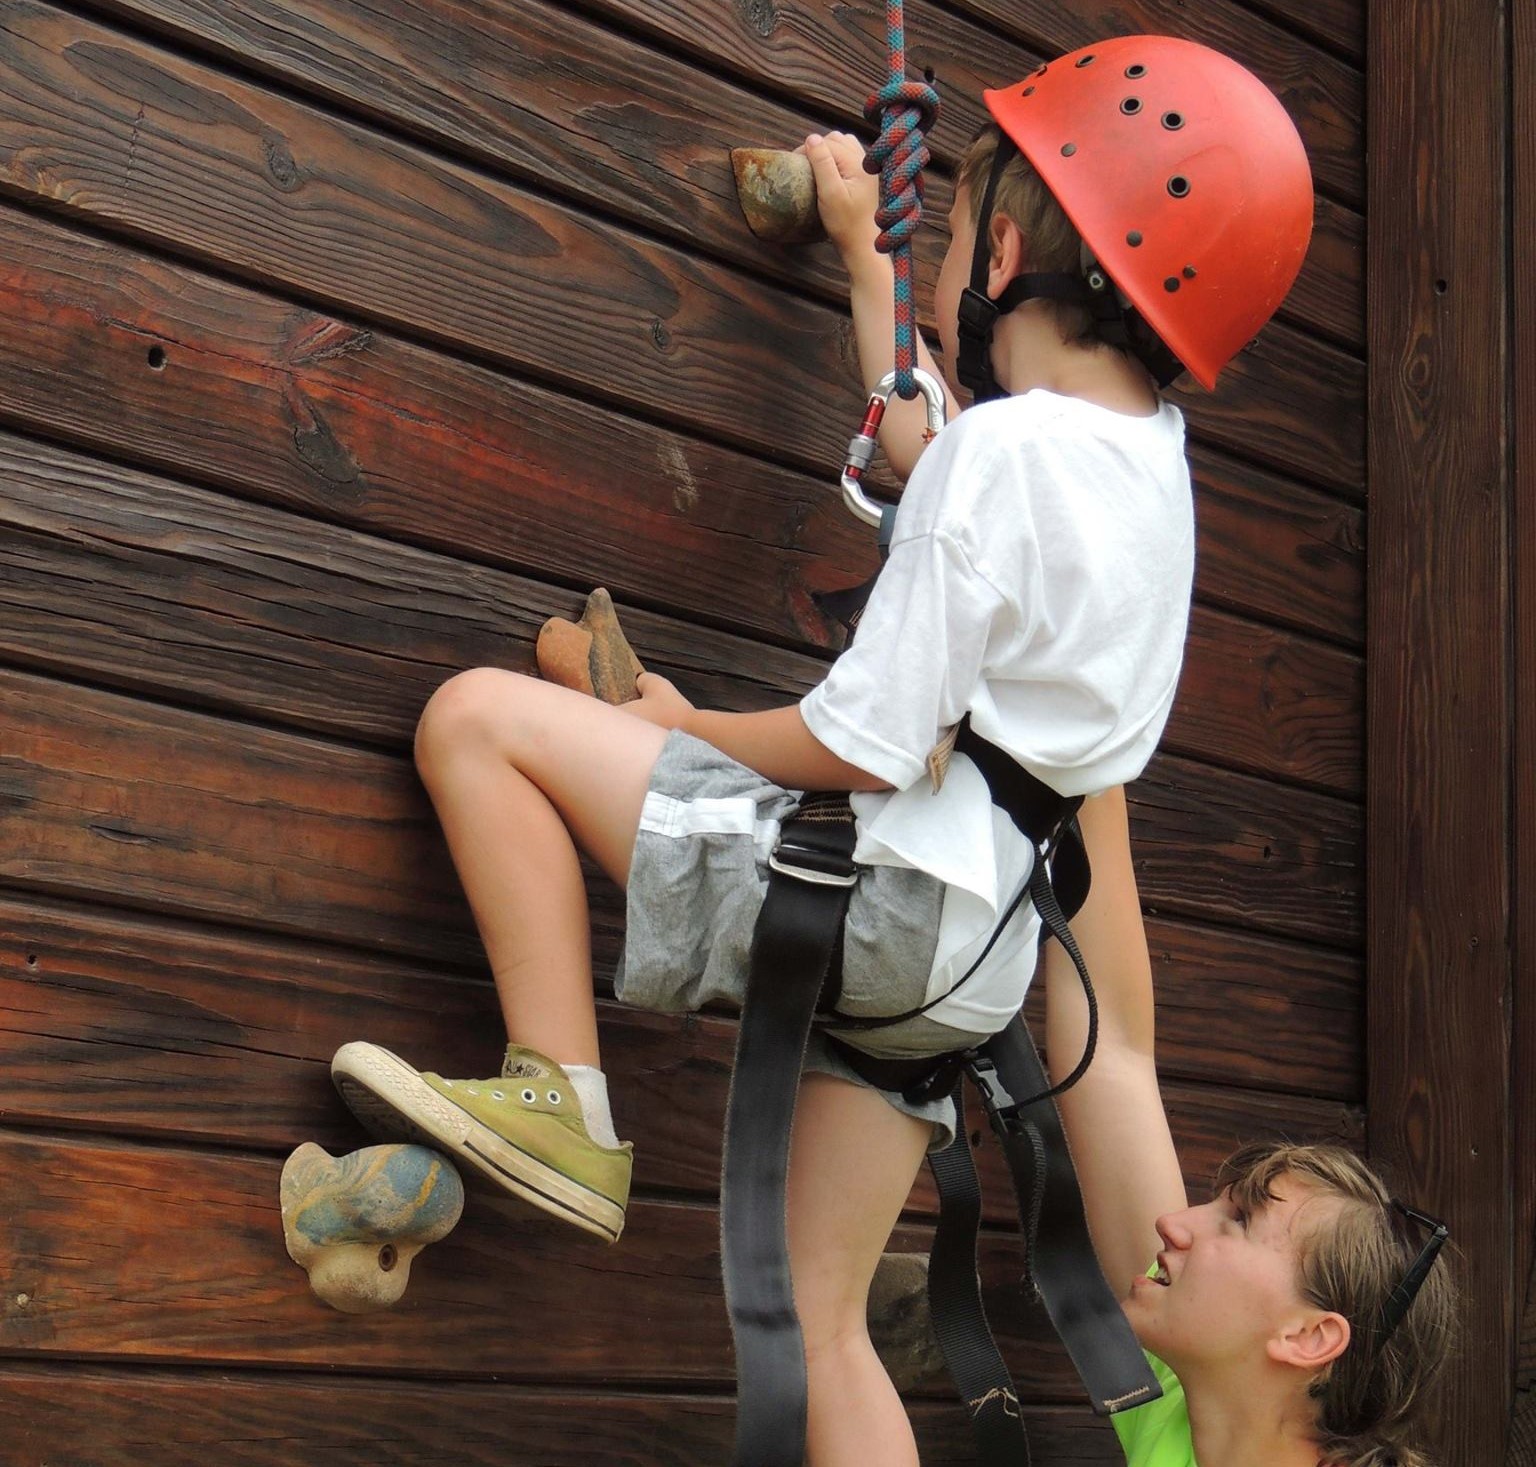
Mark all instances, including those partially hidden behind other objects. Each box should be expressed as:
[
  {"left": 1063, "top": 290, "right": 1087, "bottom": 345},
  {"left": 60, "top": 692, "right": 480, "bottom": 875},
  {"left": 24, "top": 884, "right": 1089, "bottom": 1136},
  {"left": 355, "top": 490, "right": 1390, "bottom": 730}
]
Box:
[
  {"left": 868, "top": 1251, "right": 946, "bottom": 1391},
  {"left": 281, "top": 1142, "right": 465, "bottom": 1313},
  {"left": 536, "top": 588, "right": 645, "bottom": 705},
  {"left": 731, "top": 148, "right": 826, "bottom": 245}
]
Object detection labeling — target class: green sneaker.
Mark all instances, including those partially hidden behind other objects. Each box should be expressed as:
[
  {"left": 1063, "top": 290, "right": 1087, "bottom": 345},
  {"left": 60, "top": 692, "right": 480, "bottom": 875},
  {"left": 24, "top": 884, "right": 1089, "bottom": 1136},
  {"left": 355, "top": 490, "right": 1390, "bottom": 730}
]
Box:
[{"left": 330, "top": 1041, "right": 631, "bottom": 1243}]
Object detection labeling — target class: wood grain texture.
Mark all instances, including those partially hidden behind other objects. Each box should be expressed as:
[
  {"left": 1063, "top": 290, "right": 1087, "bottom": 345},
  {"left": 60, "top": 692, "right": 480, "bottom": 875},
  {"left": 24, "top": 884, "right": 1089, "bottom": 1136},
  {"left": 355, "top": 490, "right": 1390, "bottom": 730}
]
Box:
[
  {"left": 0, "top": 1126, "right": 1085, "bottom": 1394},
  {"left": 0, "top": 894, "right": 1361, "bottom": 1192},
  {"left": 1239, "top": 0, "right": 1363, "bottom": 65},
  {"left": 0, "top": 204, "right": 869, "bottom": 653},
  {"left": 0, "top": 427, "right": 1360, "bottom": 796},
  {"left": 1189, "top": 445, "right": 1363, "bottom": 647},
  {"left": 75, "top": 0, "right": 1362, "bottom": 206},
  {"left": 55, "top": 0, "right": 1365, "bottom": 350},
  {"left": 0, "top": 10, "right": 1363, "bottom": 494},
  {"left": 1515, "top": 0, "right": 1536, "bottom": 1379},
  {"left": 1367, "top": 0, "right": 1512, "bottom": 1460},
  {"left": 0, "top": 1364, "right": 1119, "bottom": 1466},
  {"left": 0, "top": 1115, "right": 1358, "bottom": 1393},
  {"left": 0, "top": 665, "right": 1359, "bottom": 956}
]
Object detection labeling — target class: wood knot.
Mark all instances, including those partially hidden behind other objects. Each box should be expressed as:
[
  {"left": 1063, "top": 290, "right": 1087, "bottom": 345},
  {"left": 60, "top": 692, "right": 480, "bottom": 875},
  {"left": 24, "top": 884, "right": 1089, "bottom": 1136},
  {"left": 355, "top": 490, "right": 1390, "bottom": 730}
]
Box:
[
  {"left": 262, "top": 131, "right": 304, "bottom": 192},
  {"left": 739, "top": 0, "right": 777, "bottom": 38}
]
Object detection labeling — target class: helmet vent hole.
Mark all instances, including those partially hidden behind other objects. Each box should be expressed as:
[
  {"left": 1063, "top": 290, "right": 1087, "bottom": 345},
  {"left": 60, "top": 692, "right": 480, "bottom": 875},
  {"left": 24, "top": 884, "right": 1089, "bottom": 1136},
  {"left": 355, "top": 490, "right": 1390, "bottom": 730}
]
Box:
[
  {"left": 1120, "top": 97, "right": 1143, "bottom": 115},
  {"left": 1061, "top": 142, "right": 1077, "bottom": 157},
  {"left": 1162, "top": 111, "right": 1185, "bottom": 130},
  {"left": 1023, "top": 85, "right": 1035, "bottom": 96},
  {"left": 1167, "top": 175, "right": 1191, "bottom": 198},
  {"left": 1125, "top": 63, "right": 1147, "bottom": 79},
  {"left": 1164, "top": 277, "right": 1181, "bottom": 293},
  {"left": 1075, "top": 53, "right": 1095, "bottom": 67},
  {"left": 1126, "top": 230, "right": 1143, "bottom": 247}
]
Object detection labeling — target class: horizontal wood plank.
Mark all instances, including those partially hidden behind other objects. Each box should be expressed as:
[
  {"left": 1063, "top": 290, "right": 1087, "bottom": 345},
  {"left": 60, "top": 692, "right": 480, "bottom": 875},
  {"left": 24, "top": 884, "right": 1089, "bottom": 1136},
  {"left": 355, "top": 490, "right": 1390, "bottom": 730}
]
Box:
[
  {"left": 1169, "top": 607, "right": 1361, "bottom": 797},
  {"left": 1189, "top": 444, "right": 1363, "bottom": 647},
  {"left": 0, "top": 666, "right": 1359, "bottom": 956},
  {"left": 0, "top": 1127, "right": 1085, "bottom": 1393},
  {"left": 0, "top": 894, "right": 1361, "bottom": 1192},
  {"left": 52, "top": 0, "right": 1364, "bottom": 349},
  {"left": 75, "top": 0, "right": 1362, "bottom": 206},
  {"left": 0, "top": 1122, "right": 1358, "bottom": 1390},
  {"left": 0, "top": 1363, "right": 1121, "bottom": 1466},
  {"left": 0, "top": 201, "right": 869, "bottom": 653},
  {"left": 0, "top": 23, "right": 1362, "bottom": 494},
  {"left": 0, "top": 428, "right": 1360, "bottom": 794}
]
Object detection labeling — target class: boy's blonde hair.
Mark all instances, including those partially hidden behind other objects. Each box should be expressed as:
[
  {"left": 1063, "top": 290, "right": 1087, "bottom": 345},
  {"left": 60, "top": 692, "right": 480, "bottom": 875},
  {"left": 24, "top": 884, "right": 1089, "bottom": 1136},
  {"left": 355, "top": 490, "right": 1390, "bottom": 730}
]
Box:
[
  {"left": 1216, "top": 1142, "right": 1459, "bottom": 1467},
  {"left": 956, "top": 124, "right": 1098, "bottom": 349}
]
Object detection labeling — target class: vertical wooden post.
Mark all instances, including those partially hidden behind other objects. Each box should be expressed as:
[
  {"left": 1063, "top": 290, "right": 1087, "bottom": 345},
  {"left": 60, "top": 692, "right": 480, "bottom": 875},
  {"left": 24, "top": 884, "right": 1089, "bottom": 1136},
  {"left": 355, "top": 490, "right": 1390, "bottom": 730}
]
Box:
[
  {"left": 1510, "top": 0, "right": 1536, "bottom": 1457},
  {"left": 1367, "top": 2, "right": 1511, "bottom": 1461}
]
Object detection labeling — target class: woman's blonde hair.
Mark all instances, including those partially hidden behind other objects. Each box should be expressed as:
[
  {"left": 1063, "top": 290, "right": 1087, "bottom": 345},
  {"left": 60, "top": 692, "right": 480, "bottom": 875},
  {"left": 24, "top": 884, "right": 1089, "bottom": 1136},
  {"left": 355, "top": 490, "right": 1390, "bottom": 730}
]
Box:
[{"left": 1216, "top": 1142, "right": 1459, "bottom": 1467}]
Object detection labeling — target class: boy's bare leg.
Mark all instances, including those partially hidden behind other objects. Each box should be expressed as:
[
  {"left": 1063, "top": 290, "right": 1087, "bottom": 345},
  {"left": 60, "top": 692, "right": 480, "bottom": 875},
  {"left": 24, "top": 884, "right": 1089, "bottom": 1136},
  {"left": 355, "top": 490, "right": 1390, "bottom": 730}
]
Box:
[
  {"left": 788, "top": 1072, "right": 932, "bottom": 1467},
  {"left": 414, "top": 667, "right": 669, "bottom": 1068}
]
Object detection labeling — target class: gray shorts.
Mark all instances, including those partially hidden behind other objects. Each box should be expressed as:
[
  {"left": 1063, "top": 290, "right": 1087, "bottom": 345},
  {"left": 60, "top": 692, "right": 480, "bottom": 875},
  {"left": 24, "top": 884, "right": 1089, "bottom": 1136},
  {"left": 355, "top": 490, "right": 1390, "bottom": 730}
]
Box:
[{"left": 616, "top": 730, "right": 990, "bottom": 1148}]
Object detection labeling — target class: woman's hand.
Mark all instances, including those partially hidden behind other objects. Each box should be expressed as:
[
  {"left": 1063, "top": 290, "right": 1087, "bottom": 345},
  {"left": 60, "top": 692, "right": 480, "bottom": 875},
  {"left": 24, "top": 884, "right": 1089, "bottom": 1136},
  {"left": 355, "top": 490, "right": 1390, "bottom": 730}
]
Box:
[
  {"left": 803, "top": 132, "right": 881, "bottom": 268},
  {"left": 621, "top": 672, "right": 695, "bottom": 730}
]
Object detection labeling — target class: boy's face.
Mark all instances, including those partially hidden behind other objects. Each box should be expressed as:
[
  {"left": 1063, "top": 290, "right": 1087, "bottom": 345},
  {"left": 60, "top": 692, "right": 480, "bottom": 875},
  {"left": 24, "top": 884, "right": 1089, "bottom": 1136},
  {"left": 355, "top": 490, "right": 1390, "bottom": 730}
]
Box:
[
  {"left": 935, "top": 185, "right": 980, "bottom": 370},
  {"left": 1122, "top": 1175, "right": 1341, "bottom": 1370}
]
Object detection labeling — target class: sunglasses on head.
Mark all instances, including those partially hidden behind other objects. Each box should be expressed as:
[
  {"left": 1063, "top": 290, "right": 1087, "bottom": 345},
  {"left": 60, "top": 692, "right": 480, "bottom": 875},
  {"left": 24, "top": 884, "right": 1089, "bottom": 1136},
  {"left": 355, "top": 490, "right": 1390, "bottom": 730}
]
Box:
[{"left": 1376, "top": 1201, "right": 1449, "bottom": 1346}]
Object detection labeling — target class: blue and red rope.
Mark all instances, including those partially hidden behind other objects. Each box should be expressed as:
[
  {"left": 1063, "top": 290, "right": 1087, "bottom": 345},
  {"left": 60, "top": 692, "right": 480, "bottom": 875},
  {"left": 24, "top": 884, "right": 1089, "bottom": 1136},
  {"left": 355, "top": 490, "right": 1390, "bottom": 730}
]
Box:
[{"left": 862, "top": 0, "right": 940, "bottom": 399}]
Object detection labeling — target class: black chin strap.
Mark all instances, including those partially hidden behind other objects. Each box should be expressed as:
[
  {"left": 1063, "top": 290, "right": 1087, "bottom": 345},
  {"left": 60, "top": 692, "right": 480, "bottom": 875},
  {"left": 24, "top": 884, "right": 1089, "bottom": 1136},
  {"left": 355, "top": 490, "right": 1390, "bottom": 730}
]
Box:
[{"left": 955, "top": 134, "right": 1185, "bottom": 395}]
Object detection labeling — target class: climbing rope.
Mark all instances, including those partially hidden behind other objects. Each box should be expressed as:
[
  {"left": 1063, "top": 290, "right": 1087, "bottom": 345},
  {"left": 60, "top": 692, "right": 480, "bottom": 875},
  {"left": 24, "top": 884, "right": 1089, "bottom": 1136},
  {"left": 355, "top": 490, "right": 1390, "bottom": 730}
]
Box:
[{"left": 862, "top": 0, "right": 940, "bottom": 399}]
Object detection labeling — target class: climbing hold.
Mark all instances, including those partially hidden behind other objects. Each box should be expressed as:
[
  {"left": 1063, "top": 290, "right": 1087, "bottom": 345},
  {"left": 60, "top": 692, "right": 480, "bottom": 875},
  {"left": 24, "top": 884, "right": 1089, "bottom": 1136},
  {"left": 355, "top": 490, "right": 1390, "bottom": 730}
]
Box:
[
  {"left": 281, "top": 1142, "right": 465, "bottom": 1313},
  {"left": 536, "top": 587, "right": 645, "bottom": 705},
  {"left": 730, "top": 148, "right": 825, "bottom": 245},
  {"left": 868, "top": 1251, "right": 945, "bottom": 1391}
]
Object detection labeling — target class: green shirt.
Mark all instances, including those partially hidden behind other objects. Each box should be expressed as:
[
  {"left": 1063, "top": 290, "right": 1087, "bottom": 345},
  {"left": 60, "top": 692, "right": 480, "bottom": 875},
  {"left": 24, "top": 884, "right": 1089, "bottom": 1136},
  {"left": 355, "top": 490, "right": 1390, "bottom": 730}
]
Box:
[{"left": 1111, "top": 1352, "right": 1197, "bottom": 1466}]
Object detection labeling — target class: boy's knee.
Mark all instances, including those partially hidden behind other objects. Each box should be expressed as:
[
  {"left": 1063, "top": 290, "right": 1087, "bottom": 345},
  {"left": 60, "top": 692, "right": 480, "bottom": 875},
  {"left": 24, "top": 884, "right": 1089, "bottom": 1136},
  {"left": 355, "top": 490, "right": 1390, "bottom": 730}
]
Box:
[{"left": 415, "top": 667, "right": 519, "bottom": 778}]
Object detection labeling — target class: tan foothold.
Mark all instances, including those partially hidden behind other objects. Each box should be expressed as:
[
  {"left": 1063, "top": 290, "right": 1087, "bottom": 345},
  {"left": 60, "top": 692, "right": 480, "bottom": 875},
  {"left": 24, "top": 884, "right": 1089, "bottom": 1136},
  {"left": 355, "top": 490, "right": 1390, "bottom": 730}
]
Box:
[
  {"left": 868, "top": 1251, "right": 946, "bottom": 1390},
  {"left": 281, "top": 1142, "right": 465, "bottom": 1314},
  {"left": 730, "top": 148, "right": 826, "bottom": 245},
  {"left": 536, "top": 587, "right": 645, "bottom": 705}
]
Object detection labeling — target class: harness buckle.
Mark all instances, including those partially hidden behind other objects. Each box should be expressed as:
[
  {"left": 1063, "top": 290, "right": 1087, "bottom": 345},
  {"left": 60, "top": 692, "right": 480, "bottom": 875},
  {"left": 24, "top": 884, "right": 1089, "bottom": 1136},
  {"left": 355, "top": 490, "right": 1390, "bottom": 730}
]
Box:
[
  {"left": 965, "top": 1054, "right": 1023, "bottom": 1127},
  {"left": 768, "top": 843, "right": 859, "bottom": 888}
]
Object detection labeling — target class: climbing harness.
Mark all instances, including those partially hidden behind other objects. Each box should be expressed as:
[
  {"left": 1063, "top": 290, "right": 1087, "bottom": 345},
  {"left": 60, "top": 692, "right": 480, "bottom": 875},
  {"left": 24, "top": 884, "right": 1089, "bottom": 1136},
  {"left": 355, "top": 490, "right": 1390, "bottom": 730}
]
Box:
[{"left": 719, "top": 26, "right": 1278, "bottom": 1467}]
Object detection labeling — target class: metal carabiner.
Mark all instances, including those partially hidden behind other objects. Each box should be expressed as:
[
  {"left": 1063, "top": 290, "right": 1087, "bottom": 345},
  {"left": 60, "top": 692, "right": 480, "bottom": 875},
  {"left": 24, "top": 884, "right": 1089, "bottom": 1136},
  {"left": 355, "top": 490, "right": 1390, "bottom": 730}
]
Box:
[{"left": 839, "top": 368, "right": 948, "bottom": 526}]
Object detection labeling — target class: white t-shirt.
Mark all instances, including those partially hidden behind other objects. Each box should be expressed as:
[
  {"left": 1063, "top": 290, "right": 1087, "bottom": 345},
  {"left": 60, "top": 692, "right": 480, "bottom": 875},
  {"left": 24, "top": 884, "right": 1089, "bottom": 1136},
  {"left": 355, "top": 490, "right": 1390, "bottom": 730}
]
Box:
[{"left": 799, "top": 389, "right": 1193, "bottom": 1032}]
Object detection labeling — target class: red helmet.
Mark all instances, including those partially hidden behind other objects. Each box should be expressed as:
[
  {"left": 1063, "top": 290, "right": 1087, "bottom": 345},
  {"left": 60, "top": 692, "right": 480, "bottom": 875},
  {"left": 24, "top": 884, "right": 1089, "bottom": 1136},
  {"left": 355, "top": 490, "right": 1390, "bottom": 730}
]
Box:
[{"left": 983, "top": 36, "right": 1313, "bottom": 389}]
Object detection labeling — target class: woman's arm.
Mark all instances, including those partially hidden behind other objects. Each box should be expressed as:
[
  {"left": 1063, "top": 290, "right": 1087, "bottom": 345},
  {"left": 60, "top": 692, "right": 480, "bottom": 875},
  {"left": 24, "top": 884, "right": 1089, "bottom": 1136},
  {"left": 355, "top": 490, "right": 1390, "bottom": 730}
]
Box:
[{"left": 1045, "top": 786, "right": 1186, "bottom": 1296}]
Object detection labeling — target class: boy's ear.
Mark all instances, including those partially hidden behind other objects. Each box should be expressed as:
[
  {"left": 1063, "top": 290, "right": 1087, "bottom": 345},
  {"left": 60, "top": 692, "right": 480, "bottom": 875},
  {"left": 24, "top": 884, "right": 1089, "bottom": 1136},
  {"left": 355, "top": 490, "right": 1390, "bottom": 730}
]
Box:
[
  {"left": 986, "top": 213, "right": 1027, "bottom": 299},
  {"left": 1266, "top": 1311, "right": 1351, "bottom": 1373}
]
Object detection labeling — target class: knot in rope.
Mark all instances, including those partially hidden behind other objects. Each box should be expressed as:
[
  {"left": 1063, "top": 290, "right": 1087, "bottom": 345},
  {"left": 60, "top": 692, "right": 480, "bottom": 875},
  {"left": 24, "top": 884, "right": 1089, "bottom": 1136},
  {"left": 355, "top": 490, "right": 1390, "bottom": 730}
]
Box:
[
  {"left": 860, "top": 1, "right": 938, "bottom": 399},
  {"left": 862, "top": 78, "right": 939, "bottom": 253}
]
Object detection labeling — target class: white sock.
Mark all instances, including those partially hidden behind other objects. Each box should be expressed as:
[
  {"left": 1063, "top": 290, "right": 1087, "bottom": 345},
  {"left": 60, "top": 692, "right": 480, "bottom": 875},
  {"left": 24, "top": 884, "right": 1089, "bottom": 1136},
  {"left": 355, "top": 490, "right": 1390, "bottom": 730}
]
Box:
[{"left": 565, "top": 1064, "right": 620, "bottom": 1148}]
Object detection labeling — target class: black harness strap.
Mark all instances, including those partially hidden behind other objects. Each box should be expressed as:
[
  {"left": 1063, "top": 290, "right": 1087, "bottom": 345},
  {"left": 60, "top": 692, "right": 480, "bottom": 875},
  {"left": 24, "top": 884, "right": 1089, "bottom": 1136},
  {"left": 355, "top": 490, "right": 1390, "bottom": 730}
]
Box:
[{"left": 722, "top": 794, "right": 858, "bottom": 1467}]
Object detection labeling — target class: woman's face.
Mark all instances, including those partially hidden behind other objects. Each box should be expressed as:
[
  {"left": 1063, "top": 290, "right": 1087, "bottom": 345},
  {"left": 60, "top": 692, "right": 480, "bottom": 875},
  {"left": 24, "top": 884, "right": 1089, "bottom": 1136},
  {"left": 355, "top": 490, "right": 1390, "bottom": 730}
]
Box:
[{"left": 1123, "top": 1174, "right": 1339, "bottom": 1368}]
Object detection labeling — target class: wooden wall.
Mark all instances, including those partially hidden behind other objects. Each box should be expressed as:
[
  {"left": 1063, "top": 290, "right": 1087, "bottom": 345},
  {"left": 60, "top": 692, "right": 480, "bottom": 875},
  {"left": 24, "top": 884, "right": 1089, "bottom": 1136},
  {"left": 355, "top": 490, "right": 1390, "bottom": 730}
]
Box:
[
  {"left": 0, "top": 2, "right": 1365, "bottom": 1461},
  {"left": 1368, "top": 1, "right": 1534, "bottom": 1463}
]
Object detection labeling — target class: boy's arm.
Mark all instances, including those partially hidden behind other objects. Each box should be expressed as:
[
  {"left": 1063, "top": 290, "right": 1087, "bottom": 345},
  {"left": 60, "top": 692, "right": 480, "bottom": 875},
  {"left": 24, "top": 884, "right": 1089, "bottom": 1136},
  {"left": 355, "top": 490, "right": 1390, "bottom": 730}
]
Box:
[
  {"left": 804, "top": 133, "right": 960, "bottom": 482},
  {"left": 1045, "top": 786, "right": 1186, "bottom": 1297},
  {"left": 626, "top": 673, "right": 891, "bottom": 793}
]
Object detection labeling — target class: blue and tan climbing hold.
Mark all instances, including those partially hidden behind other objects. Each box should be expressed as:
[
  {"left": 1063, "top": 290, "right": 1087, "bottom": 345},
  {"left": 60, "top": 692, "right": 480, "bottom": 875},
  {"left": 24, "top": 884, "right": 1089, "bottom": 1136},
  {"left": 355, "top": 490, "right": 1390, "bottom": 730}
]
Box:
[{"left": 281, "top": 1142, "right": 465, "bottom": 1313}]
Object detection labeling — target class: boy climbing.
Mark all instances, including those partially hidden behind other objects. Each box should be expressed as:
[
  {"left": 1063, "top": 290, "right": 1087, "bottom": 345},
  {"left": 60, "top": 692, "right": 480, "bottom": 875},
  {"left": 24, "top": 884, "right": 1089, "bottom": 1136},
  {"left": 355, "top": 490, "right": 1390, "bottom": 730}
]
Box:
[{"left": 331, "top": 35, "right": 1313, "bottom": 1465}]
